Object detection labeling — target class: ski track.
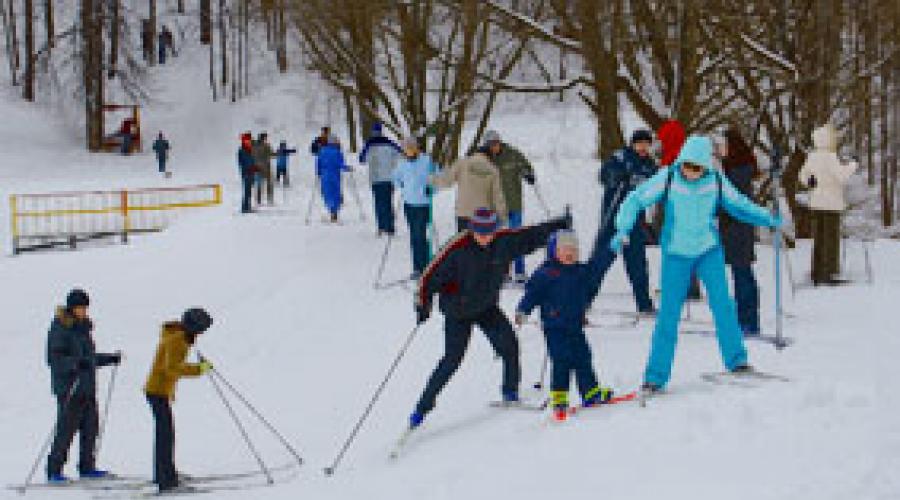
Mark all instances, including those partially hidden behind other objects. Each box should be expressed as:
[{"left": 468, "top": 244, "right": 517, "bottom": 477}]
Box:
[{"left": 0, "top": 42, "right": 898, "bottom": 500}]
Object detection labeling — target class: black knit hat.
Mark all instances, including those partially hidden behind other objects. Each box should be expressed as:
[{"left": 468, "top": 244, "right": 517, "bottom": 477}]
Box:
[
  {"left": 631, "top": 129, "right": 654, "bottom": 144},
  {"left": 182, "top": 308, "right": 213, "bottom": 334},
  {"left": 66, "top": 289, "right": 90, "bottom": 309}
]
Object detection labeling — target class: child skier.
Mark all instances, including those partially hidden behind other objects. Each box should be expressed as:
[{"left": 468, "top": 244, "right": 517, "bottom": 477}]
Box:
[
  {"left": 515, "top": 230, "right": 614, "bottom": 421},
  {"left": 275, "top": 141, "right": 297, "bottom": 187},
  {"left": 144, "top": 308, "right": 213, "bottom": 494}
]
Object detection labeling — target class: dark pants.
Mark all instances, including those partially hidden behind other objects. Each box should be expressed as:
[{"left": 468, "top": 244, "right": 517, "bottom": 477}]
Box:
[
  {"left": 157, "top": 157, "right": 167, "bottom": 173},
  {"left": 731, "top": 265, "right": 760, "bottom": 334},
  {"left": 120, "top": 133, "right": 132, "bottom": 155},
  {"left": 456, "top": 217, "right": 470, "bottom": 233},
  {"left": 276, "top": 168, "right": 289, "bottom": 187},
  {"left": 47, "top": 394, "right": 99, "bottom": 477},
  {"left": 372, "top": 182, "right": 395, "bottom": 234},
  {"left": 590, "top": 224, "right": 653, "bottom": 311},
  {"left": 546, "top": 328, "right": 599, "bottom": 402},
  {"left": 256, "top": 168, "right": 274, "bottom": 205},
  {"left": 241, "top": 175, "right": 253, "bottom": 213},
  {"left": 811, "top": 210, "right": 841, "bottom": 284},
  {"left": 416, "top": 306, "right": 520, "bottom": 415},
  {"left": 404, "top": 204, "right": 430, "bottom": 274},
  {"left": 147, "top": 395, "right": 178, "bottom": 490},
  {"left": 507, "top": 211, "right": 525, "bottom": 276}
]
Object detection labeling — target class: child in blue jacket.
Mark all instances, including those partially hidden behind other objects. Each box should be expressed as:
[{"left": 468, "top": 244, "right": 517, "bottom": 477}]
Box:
[{"left": 516, "top": 229, "right": 614, "bottom": 420}]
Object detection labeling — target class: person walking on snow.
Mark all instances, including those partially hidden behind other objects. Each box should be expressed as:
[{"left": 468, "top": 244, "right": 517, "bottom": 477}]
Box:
[
  {"left": 799, "top": 124, "right": 858, "bottom": 286},
  {"left": 393, "top": 137, "right": 439, "bottom": 278},
  {"left": 237, "top": 133, "right": 257, "bottom": 214},
  {"left": 409, "top": 207, "right": 571, "bottom": 429},
  {"left": 431, "top": 138, "right": 507, "bottom": 232},
  {"left": 587, "top": 129, "right": 657, "bottom": 315},
  {"left": 515, "top": 230, "right": 615, "bottom": 421},
  {"left": 316, "top": 134, "right": 350, "bottom": 222},
  {"left": 611, "top": 136, "right": 781, "bottom": 395},
  {"left": 717, "top": 129, "right": 763, "bottom": 336},
  {"left": 275, "top": 141, "right": 297, "bottom": 187},
  {"left": 152, "top": 132, "right": 171, "bottom": 176},
  {"left": 252, "top": 133, "right": 277, "bottom": 206},
  {"left": 360, "top": 122, "right": 402, "bottom": 236},
  {"left": 482, "top": 130, "right": 536, "bottom": 284},
  {"left": 45, "top": 289, "right": 122, "bottom": 483},
  {"left": 144, "top": 308, "right": 213, "bottom": 494}
]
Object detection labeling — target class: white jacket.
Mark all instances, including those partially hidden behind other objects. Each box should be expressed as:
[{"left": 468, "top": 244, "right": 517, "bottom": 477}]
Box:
[{"left": 799, "top": 125, "right": 857, "bottom": 212}]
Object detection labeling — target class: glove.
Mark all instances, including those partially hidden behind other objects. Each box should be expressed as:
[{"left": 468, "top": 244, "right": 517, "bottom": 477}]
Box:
[
  {"left": 770, "top": 214, "right": 784, "bottom": 229},
  {"left": 514, "top": 312, "right": 527, "bottom": 327},
  {"left": 609, "top": 232, "right": 629, "bottom": 253},
  {"left": 523, "top": 173, "right": 536, "bottom": 185},
  {"left": 109, "top": 351, "right": 123, "bottom": 366},
  {"left": 425, "top": 185, "right": 434, "bottom": 197},
  {"left": 807, "top": 175, "right": 817, "bottom": 189},
  {"left": 415, "top": 302, "right": 431, "bottom": 325},
  {"left": 199, "top": 361, "right": 213, "bottom": 375}
]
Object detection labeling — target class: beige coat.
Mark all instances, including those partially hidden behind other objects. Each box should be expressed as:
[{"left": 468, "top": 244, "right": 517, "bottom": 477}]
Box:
[
  {"left": 432, "top": 153, "right": 507, "bottom": 220},
  {"left": 799, "top": 125, "right": 857, "bottom": 212}
]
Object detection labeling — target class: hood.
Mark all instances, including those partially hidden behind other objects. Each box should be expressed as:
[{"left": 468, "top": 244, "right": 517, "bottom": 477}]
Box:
[
  {"left": 55, "top": 306, "right": 76, "bottom": 329},
  {"left": 673, "top": 135, "right": 713, "bottom": 171},
  {"left": 162, "top": 321, "right": 194, "bottom": 344},
  {"left": 657, "top": 119, "right": 687, "bottom": 166},
  {"left": 811, "top": 124, "right": 837, "bottom": 152}
]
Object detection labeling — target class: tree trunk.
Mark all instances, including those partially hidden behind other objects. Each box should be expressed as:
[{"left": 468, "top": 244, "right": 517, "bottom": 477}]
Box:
[
  {"left": 9, "top": 0, "right": 19, "bottom": 74},
  {"left": 276, "top": 0, "right": 286, "bottom": 72},
  {"left": 219, "top": 0, "right": 227, "bottom": 85},
  {"left": 148, "top": 0, "right": 156, "bottom": 67},
  {"left": 209, "top": 9, "right": 216, "bottom": 101},
  {"left": 23, "top": 0, "right": 33, "bottom": 101},
  {"left": 1, "top": 0, "right": 16, "bottom": 85},
  {"left": 343, "top": 89, "right": 358, "bottom": 153},
  {"left": 243, "top": 0, "right": 249, "bottom": 96},
  {"left": 82, "top": 0, "right": 103, "bottom": 152},
  {"left": 200, "top": 0, "right": 211, "bottom": 44},
  {"left": 108, "top": 0, "right": 118, "bottom": 79},
  {"left": 44, "top": 0, "right": 52, "bottom": 51},
  {"left": 177, "top": 0, "right": 184, "bottom": 14}
]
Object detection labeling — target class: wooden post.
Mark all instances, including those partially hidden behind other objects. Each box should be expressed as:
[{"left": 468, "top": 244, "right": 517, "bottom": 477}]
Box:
[{"left": 9, "top": 195, "right": 19, "bottom": 255}]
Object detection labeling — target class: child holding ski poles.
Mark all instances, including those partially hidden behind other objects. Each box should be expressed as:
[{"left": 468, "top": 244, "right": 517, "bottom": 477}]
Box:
[{"left": 515, "top": 230, "right": 616, "bottom": 421}]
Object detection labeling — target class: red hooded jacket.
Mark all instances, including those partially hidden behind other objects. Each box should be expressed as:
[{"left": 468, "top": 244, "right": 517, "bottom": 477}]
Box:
[{"left": 657, "top": 119, "right": 686, "bottom": 167}]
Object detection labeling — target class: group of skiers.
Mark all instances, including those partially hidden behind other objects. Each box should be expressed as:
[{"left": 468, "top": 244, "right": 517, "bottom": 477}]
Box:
[{"left": 236, "top": 132, "right": 297, "bottom": 213}]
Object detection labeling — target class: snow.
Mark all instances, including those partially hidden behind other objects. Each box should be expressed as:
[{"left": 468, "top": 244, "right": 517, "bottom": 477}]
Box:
[{"left": 1, "top": 39, "right": 899, "bottom": 500}]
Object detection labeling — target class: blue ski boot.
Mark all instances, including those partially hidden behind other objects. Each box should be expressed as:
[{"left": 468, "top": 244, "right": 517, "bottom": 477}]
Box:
[
  {"left": 47, "top": 473, "right": 70, "bottom": 484},
  {"left": 502, "top": 390, "right": 519, "bottom": 403},
  {"left": 409, "top": 411, "right": 425, "bottom": 429},
  {"left": 80, "top": 469, "right": 111, "bottom": 480}
]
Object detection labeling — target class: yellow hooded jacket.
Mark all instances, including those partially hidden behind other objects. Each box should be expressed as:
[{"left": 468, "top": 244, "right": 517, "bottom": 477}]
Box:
[{"left": 144, "top": 322, "right": 203, "bottom": 398}]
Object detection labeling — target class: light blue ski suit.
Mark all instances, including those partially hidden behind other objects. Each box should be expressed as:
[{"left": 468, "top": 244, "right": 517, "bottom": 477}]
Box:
[{"left": 612, "top": 135, "right": 779, "bottom": 388}]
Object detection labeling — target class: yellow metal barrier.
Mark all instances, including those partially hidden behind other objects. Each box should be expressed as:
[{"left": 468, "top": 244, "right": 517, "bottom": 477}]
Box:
[{"left": 9, "top": 184, "right": 221, "bottom": 254}]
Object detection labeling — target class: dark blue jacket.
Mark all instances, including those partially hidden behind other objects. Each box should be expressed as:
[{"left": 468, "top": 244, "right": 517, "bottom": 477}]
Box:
[
  {"left": 152, "top": 138, "right": 170, "bottom": 160},
  {"left": 599, "top": 146, "right": 658, "bottom": 215},
  {"left": 46, "top": 308, "right": 117, "bottom": 397},
  {"left": 310, "top": 137, "right": 327, "bottom": 156},
  {"left": 276, "top": 145, "right": 297, "bottom": 171},
  {"left": 517, "top": 256, "right": 606, "bottom": 330},
  {"left": 237, "top": 148, "right": 255, "bottom": 177}
]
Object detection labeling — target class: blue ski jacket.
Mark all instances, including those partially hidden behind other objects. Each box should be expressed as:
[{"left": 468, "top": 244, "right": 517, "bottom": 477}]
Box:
[{"left": 393, "top": 154, "right": 439, "bottom": 207}]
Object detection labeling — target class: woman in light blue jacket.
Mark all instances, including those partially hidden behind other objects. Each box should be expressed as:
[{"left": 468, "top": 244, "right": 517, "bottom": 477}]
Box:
[
  {"left": 611, "top": 135, "right": 780, "bottom": 393},
  {"left": 392, "top": 137, "right": 440, "bottom": 278}
]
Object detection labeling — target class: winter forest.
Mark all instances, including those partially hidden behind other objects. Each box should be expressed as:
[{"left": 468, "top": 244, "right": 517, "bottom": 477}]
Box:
[{"left": 0, "top": 1, "right": 899, "bottom": 499}]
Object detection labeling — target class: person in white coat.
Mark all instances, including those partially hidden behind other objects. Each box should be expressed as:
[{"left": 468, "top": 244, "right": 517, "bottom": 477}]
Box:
[{"left": 799, "top": 124, "right": 858, "bottom": 285}]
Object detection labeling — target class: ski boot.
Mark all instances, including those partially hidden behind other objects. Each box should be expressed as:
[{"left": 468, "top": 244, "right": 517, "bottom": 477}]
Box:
[
  {"left": 552, "top": 403, "right": 568, "bottom": 422},
  {"left": 639, "top": 382, "right": 662, "bottom": 407},
  {"left": 502, "top": 390, "right": 519, "bottom": 403},
  {"left": 731, "top": 364, "right": 754, "bottom": 374},
  {"left": 47, "top": 473, "right": 70, "bottom": 484},
  {"left": 79, "top": 469, "right": 111, "bottom": 480},
  {"left": 409, "top": 411, "right": 425, "bottom": 430},
  {"left": 583, "top": 387, "right": 614, "bottom": 407}
]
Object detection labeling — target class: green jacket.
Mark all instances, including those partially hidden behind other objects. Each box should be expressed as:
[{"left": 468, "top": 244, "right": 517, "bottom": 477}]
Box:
[{"left": 490, "top": 143, "right": 534, "bottom": 212}]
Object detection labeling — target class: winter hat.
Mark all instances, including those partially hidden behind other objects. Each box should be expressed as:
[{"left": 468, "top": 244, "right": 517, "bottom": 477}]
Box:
[
  {"left": 401, "top": 136, "right": 419, "bottom": 151},
  {"left": 630, "top": 129, "right": 653, "bottom": 144},
  {"left": 674, "top": 135, "right": 713, "bottom": 171},
  {"left": 482, "top": 130, "right": 501, "bottom": 147},
  {"left": 547, "top": 230, "right": 579, "bottom": 260},
  {"left": 66, "top": 288, "right": 90, "bottom": 309},
  {"left": 182, "top": 308, "right": 213, "bottom": 334},
  {"left": 469, "top": 207, "right": 499, "bottom": 234},
  {"left": 657, "top": 119, "right": 687, "bottom": 166},
  {"left": 371, "top": 122, "right": 383, "bottom": 135}
]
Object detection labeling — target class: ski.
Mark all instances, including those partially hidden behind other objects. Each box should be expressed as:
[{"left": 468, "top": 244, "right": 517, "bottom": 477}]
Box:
[
  {"left": 680, "top": 329, "right": 795, "bottom": 347},
  {"left": 388, "top": 427, "right": 417, "bottom": 460},
  {"left": 488, "top": 398, "right": 549, "bottom": 412},
  {"left": 562, "top": 391, "right": 639, "bottom": 418},
  {"left": 374, "top": 277, "right": 415, "bottom": 290},
  {"left": 7, "top": 475, "right": 147, "bottom": 493},
  {"left": 700, "top": 369, "right": 790, "bottom": 385}
]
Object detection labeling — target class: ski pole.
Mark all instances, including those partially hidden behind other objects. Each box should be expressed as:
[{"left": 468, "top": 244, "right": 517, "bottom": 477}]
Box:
[
  {"left": 530, "top": 183, "right": 552, "bottom": 217},
  {"left": 202, "top": 357, "right": 274, "bottom": 485},
  {"left": 373, "top": 235, "right": 394, "bottom": 289},
  {"left": 17, "top": 380, "right": 80, "bottom": 495},
  {"left": 95, "top": 360, "right": 121, "bottom": 456},
  {"left": 770, "top": 147, "right": 787, "bottom": 351},
  {"left": 323, "top": 323, "right": 422, "bottom": 477},
  {"left": 304, "top": 176, "right": 319, "bottom": 225},
  {"left": 200, "top": 360, "right": 304, "bottom": 467}
]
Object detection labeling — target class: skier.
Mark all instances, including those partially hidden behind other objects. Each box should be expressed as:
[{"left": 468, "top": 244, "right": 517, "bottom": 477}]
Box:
[
  {"left": 587, "top": 129, "right": 657, "bottom": 315},
  {"left": 152, "top": 132, "right": 171, "bottom": 175},
  {"left": 360, "top": 122, "right": 402, "bottom": 236},
  {"left": 275, "top": 140, "right": 297, "bottom": 187},
  {"left": 252, "top": 132, "right": 276, "bottom": 206},
  {"left": 799, "top": 124, "right": 858, "bottom": 286},
  {"left": 316, "top": 134, "right": 349, "bottom": 222},
  {"left": 515, "top": 230, "right": 615, "bottom": 421},
  {"left": 482, "top": 130, "right": 536, "bottom": 284},
  {"left": 432, "top": 138, "right": 507, "bottom": 232},
  {"left": 158, "top": 26, "right": 168, "bottom": 65},
  {"left": 144, "top": 308, "right": 213, "bottom": 494},
  {"left": 409, "top": 207, "right": 571, "bottom": 428},
  {"left": 611, "top": 135, "right": 781, "bottom": 395},
  {"left": 237, "top": 132, "right": 257, "bottom": 213},
  {"left": 45, "top": 289, "right": 122, "bottom": 483},
  {"left": 393, "top": 136, "right": 439, "bottom": 278},
  {"left": 310, "top": 127, "right": 330, "bottom": 157},
  {"left": 717, "top": 129, "right": 763, "bottom": 336}
]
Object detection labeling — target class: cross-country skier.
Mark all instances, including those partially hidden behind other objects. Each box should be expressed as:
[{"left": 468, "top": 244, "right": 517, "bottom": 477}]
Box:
[
  {"left": 237, "top": 133, "right": 257, "bottom": 214},
  {"left": 393, "top": 136, "right": 439, "bottom": 278},
  {"left": 482, "top": 130, "right": 536, "bottom": 284},
  {"left": 316, "top": 134, "right": 349, "bottom": 222},
  {"left": 152, "top": 132, "right": 171, "bottom": 175},
  {"left": 45, "top": 289, "right": 122, "bottom": 483},
  {"left": 610, "top": 135, "right": 781, "bottom": 395},
  {"left": 587, "top": 129, "right": 657, "bottom": 314},
  {"left": 409, "top": 207, "right": 571, "bottom": 428},
  {"left": 275, "top": 140, "right": 297, "bottom": 187},
  {"left": 515, "top": 230, "right": 615, "bottom": 421},
  {"left": 360, "top": 122, "right": 402, "bottom": 236},
  {"left": 144, "top": 308, "right": 213, "bottom": 494},
  {"left": 432, "top": 138, "right": 507, "bottom": 232}
]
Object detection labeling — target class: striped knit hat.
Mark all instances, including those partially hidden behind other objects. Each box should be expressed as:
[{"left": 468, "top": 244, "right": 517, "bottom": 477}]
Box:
[{"left": 469, "top": 207, "right": 499, "bottom": 234}]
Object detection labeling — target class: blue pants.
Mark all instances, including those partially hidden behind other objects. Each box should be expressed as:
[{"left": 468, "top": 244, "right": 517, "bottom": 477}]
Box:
[
  {"left": 545, "top": 327, "right": 598, "bottom": 400},
  {"left": 47, "top": 394, "right": 98, "bottom": 476},
  {"left": 403, "top": 204, "right": 429, "bottom": 274},
  {"left": 372, "top": 182, "right": 395, "bottom": 234},
  {"left": 731, "top": 265, "right": 760, "bottom": 334},
  {"left": 590, "top": 223, "right": 653, "bottom": 312},
  {"left": 320, "top": 173, "right": 343, "bottom": 216},
  {"left": 241, "top": 175, "right": 253, "bottom": 213},
  {"left": 645, "top": 247, "right": 748, "bottom": 388},
  {"left": 508, "top": 211, "right": 525, "bottom": 276}
]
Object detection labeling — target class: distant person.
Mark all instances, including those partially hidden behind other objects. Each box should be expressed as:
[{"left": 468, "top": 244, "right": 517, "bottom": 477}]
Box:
[
  {"left": 393, "top": 137, "right": 439, "bottom": 278},
  {"left": 310, "top": 127, "right": 330, "bottom": 157},
  {"left": 152, "top": 132, "right": 171, "bottom": 176},
  {"left": 159, "top": 25, "right": 174, "bottom": 64},
  {"left": 118, "top": 118, "right": 134, "bottom": 155},
  {"left": 316, "top": 134, "right": 349, "bottom": 222},
  {"left": 237, "top": 132, "right": 256, "bottom": 213},
  {"left": 432, "top": 137, "right": 507, "bottom": 232},
  {"left": 144, "top": 308, "right": 213, "bottom": 494},
  {"left": 45, "top": 289, "right": 122, "bottom": 483},
  {"left": 275, "top": 141, "right": 297, "bottom": 187},
  {"left": 360, "top": 122, "right": 402, "bottom": 236},
  {"left": 252, "top": 132, "right": 276, "bottom": 205}
]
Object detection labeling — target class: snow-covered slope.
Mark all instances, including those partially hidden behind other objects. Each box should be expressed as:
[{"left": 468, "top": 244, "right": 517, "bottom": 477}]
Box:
[{"left": 1, "top": 44, "right": 898, "bottom": 500}]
